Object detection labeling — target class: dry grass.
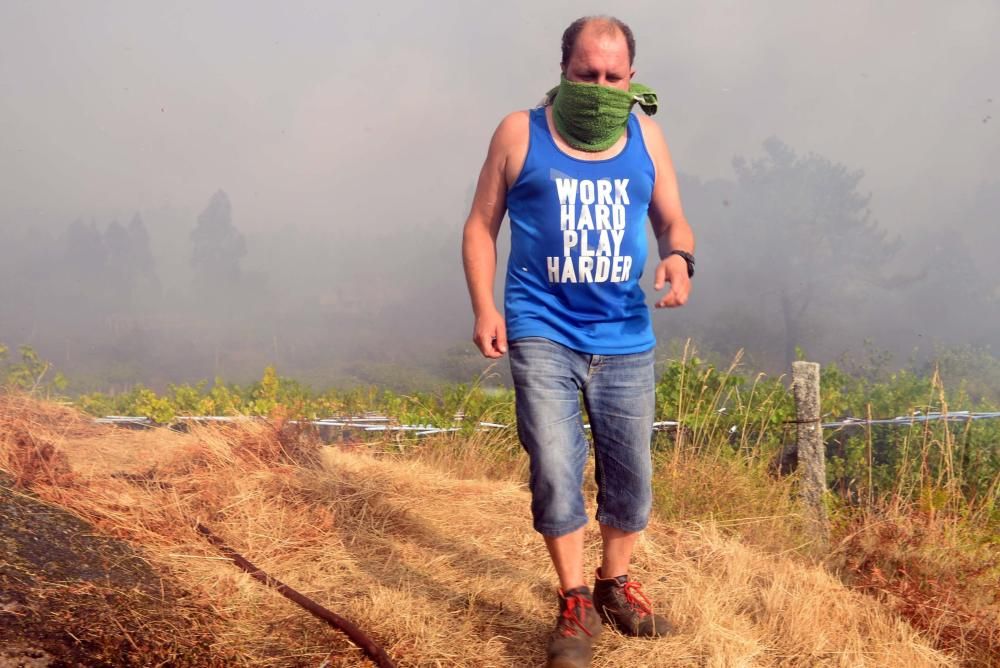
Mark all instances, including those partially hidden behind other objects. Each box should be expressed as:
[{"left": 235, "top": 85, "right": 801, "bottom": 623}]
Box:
[
  {"left": 0, "top": 393, "right": 960, "bottom": 666},
  {"left": 830, "top": 508, "right": 1000, "bottom": 666},
  {"left": 651, "top": 453, "right": 806, "bottom": 556}
]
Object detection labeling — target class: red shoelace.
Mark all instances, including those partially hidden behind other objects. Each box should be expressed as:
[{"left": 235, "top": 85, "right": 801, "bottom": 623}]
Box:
[
  {"left": 622, "top": 580, "right": 654, "bottom": 617},
  {"left": 558, "top": 591, "right": 595, "bottom": 637}
]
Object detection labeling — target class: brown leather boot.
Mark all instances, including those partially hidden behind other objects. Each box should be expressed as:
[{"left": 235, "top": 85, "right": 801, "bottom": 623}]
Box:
[
  {"left": 593, "top": 568, "right": 673, "bottom": 637},
  {"left": 546, "top": 586, "right": 603, "bottom": 668}
]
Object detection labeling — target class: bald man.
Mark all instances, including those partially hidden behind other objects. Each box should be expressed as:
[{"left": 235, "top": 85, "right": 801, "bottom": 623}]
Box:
[{"left": 462, "top": 16, "right": 694, "bottom": 667}]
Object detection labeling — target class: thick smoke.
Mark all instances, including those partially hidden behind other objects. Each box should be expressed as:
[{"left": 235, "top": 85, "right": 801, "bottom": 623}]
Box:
[{"left": 0, "top": 2, "right": 997, "bottom": 391}]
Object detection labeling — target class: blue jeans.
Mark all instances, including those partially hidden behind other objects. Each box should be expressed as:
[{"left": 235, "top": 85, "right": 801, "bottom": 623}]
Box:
[{"left": 508, "top": 337, "right": 655, "bottom": 537}]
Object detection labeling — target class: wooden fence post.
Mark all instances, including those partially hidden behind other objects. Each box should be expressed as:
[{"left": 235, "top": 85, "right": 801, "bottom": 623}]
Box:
[{"left": 792, "top": 361, "right": 830, "bottom": 547}]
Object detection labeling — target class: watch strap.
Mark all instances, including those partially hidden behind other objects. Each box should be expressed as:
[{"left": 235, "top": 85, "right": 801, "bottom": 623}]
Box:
[{"left": 667, "top": 250, "right": 695, "bottom": 278}]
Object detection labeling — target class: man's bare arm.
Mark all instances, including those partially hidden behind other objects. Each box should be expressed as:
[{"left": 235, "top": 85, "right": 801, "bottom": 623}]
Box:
[
  {"left": 638, "top": 116, "right": 695, "bottom": 309},
  {"left": 462, "top": 112, "right": 527, "bottom": 358}
]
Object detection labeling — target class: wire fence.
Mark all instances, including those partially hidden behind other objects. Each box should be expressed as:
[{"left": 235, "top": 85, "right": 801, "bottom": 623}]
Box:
[
  {"left": 820, "top": 411, "right": 1000, "bottom": 429},
  {"left": 93, "top": 410, "right": 1000, "bottom": 437},
  {"left": 94, "top": 413, "right": 680, "bottom": 436}
]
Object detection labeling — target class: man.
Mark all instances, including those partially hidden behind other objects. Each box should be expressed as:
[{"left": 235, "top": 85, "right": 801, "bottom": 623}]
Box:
[{"left": 461, "top": 16, "right": 695, "bottom": 668}]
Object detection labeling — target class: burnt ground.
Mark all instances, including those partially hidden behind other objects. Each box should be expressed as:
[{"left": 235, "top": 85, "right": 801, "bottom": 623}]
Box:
[{"left": 0, "top": 474, "right": 237, "bottom": 667}]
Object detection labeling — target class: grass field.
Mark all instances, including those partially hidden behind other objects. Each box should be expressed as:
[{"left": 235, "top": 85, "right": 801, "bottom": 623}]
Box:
[{"left": 2, "top": 391, "right": 997, "bottom": 666}]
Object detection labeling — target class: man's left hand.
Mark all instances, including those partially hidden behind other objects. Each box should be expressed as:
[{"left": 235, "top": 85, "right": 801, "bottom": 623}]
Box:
[{"left": 653, "top": 254, "right": 691, "bottom": 308}]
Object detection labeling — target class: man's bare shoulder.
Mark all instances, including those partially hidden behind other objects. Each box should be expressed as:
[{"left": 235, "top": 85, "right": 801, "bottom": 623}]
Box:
[
  {"left": 636, "top": 114, "right": 668, "bottom": 156},
  {"left": 486, "top": 111, "right": 532, "bottom": 187},
  {"left": 491, "top": 110, "right": 531, "bottom": 149}
]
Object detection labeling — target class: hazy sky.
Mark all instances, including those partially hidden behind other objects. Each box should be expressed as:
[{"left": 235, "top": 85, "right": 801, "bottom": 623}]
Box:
[{"left": 3, "top": 1, "right": 998, "bottom": 238}]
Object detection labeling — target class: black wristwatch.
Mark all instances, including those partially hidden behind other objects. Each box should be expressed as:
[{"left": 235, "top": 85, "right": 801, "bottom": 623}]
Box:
[{"left": 667, "top": 250, "right": 696, "bottom": 278}]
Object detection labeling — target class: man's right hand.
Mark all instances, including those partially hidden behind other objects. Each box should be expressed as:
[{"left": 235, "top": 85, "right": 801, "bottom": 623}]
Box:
[
  {"left": 462, "top": 113, "right": 528, "bottom": 361},
  {"left": 473, "top": 308, "right": 508, "bottom": 358}
]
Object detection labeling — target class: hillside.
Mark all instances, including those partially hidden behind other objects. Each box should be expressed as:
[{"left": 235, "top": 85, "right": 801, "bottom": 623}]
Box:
[{"left": 0, "top": 394, "right": 956, "bottom": 667}]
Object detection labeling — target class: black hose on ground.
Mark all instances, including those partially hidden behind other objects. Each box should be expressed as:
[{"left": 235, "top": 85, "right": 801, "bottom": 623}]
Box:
[{"left": 195, "top": 522, "right": 396, "bottom": 668}]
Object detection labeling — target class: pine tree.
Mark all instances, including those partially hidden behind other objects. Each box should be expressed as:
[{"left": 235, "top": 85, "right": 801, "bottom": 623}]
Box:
[{"left": 190, "top": 190, "right": 246, "bottom": 295}]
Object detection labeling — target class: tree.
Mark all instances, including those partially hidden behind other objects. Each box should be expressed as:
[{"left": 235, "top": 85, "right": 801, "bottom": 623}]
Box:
[
  {"left": 103, "top": 220, "right": 132, "bottom": 304},
  {"left": 725, "top": 138, "right": 899, "bottom": 367},
  {"left": 190, "top": 190, "right": 246, "bottom": 294},
  {"left": 124, "top": 213, "right": 161, "bottom": 303},
  {"left": 63, "top": 218, "right": 108, "bottom": 289},
  {"left": 964, "top": 182, "right": 1000, "bottom": 305}
]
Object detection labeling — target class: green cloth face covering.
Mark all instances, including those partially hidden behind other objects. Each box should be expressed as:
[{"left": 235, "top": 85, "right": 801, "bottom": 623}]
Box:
[{"left": 545, "top": 76, "right": 658, "bottom": 152}]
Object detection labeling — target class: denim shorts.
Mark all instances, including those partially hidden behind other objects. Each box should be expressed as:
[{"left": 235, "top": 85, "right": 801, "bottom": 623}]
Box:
[{"left": 508, "top": 337, "right": 655, "bottom": 537}]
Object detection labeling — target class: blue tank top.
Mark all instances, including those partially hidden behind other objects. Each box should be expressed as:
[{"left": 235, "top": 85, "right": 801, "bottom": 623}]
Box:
[{"left": 504, "top": 107, "right": 656, "bottom": 354}]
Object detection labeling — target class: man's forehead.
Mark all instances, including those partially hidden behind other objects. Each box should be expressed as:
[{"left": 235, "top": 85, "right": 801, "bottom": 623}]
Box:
[{"left": 570, "top": 22, "right": 629, "bottom": 58}]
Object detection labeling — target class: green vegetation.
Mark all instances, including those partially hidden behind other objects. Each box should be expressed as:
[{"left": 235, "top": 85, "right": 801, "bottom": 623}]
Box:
[
  {"left": 6, "top": 338, "right": 997, "bottom": 521},
  {"left": 73, "top": 365, "right": 515, "bottom": 432},
  {"left": 0, "top": 343, "right": 67, "bottom": 394}
]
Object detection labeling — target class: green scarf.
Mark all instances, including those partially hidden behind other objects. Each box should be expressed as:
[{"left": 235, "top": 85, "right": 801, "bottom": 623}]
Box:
[{"left": 545, "top": 76, "right": 658, "bottom": 152}]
